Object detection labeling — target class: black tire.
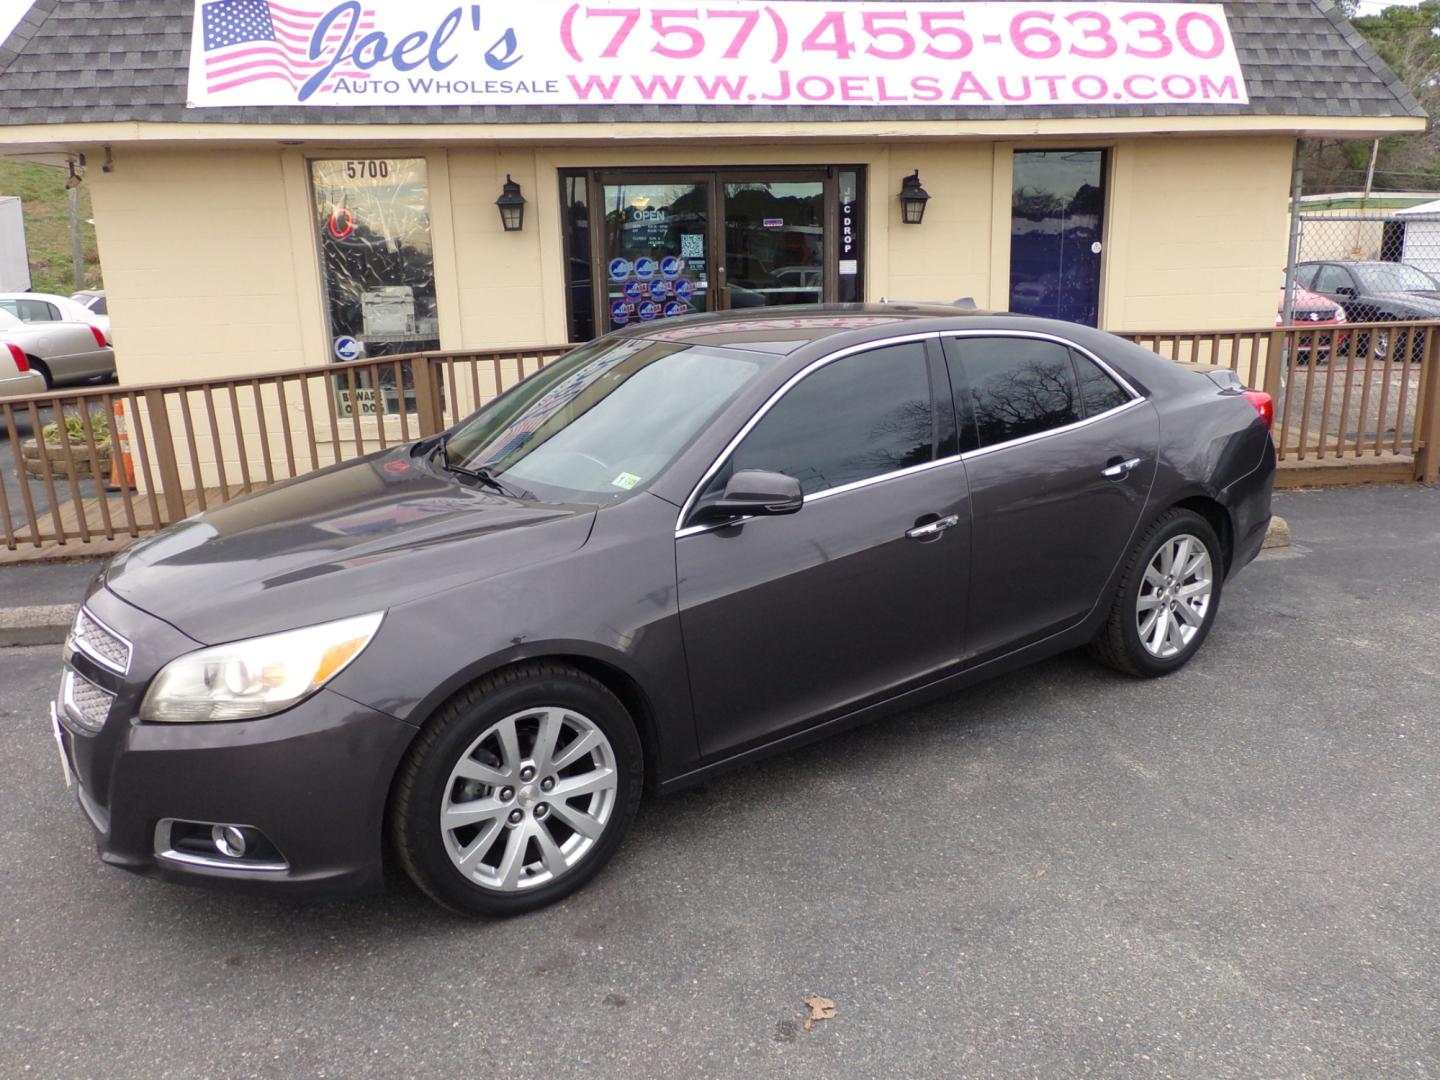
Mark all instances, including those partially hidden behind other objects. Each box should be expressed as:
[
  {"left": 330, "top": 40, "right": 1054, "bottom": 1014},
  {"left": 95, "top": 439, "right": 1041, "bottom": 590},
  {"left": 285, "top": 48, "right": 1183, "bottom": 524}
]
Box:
[
  {"left": 390, "top": 662, "right": 643, "bottom": 917},
  {"left": 28, "top": 357, "right": 52, "bottom": 390},
  {"left": 1087, "top": 508, "right": 1224, "bottom": 678}
]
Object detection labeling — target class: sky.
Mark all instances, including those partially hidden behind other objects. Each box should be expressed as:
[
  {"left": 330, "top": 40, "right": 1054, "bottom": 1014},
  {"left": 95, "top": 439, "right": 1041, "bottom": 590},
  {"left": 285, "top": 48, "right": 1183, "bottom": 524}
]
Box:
[
  {"left": 0, "top": 1, "right": 37, "bottom": 47},
  {"left": 1350, "top": 0, "right": 1424, "bottom": 12}
]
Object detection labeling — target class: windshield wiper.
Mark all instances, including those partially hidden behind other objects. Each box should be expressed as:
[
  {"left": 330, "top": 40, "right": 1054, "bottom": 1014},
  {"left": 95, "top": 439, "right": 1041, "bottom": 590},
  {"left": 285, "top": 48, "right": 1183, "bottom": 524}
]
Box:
[{"left": 433, "top": 440, "right": 527, "bottom": 499}]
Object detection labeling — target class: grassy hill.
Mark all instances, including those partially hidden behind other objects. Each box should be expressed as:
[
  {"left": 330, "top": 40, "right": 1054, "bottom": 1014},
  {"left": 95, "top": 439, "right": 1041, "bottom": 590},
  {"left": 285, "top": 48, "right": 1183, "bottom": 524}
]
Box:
[{"left": 0, "top": 158, "right": 102, "bottom": 295}]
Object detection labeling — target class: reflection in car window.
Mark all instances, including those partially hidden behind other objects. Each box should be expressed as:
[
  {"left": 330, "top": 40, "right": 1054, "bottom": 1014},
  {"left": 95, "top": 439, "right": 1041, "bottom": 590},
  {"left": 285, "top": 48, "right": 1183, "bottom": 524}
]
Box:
[
  {"left": 445, "top": 337, "right": 769, "bottom": 503},
  {"left": 1353, "top": 263, "right": 1439, "bottom": 293},
  {"left": 951, "top": 338, "right": 1082, "bottom": 449},
  {"left": 1294, "top": 264, "right": 1318, "bottom": 289},
  {"left": 1313, "top": 265, "right": 1354, "bottom": 294},
  {"left": 0, "top": 298, "right": 58, "bottom": 322},
  {"left": 1073, "top": 352, "right": 1130, "bottom": 416},
  {"left": 703, "top": 341, "right": 934, "bottom": 498}
]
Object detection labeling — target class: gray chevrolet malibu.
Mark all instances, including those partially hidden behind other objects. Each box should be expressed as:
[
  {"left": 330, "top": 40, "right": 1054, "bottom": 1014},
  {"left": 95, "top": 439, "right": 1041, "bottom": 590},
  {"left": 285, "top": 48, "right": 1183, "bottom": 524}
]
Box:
[{"left": 53, "top": 305, "right": 1275, "bottom": 916}]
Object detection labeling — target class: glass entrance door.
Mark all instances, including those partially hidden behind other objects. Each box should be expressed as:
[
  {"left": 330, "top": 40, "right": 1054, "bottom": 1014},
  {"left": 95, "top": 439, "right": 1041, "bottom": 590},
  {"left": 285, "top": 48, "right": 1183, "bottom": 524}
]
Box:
[
  {"left": 567, "top": 167, "right": 865, "bottom": 340},
  {"left": 600, "top": 177, "right": 713, "bottom": 332},
  {"left": 1009, "top": 150, "right": 1108, "bottom": 327},
  {"left": 721, "top": 180, "right": 825, "bottom": 309}
]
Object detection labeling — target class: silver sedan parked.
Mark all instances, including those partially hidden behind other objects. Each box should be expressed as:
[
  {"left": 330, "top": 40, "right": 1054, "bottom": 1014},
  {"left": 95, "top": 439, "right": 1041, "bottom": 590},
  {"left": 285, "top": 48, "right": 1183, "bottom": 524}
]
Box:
[
  {"left": 0, "top": 307, "right": 114, "bottom": 388},
  {"left": 0, "top": 338, "right": 48, "bottom": 399}
]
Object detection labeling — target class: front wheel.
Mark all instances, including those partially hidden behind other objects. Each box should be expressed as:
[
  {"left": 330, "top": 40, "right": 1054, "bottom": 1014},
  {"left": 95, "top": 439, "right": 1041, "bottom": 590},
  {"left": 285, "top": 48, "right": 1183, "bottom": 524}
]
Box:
[
  {"left": 1088, "top": 509, "right": 1224, "bottom": 678},
  {"left": 390, "top": 663, "right": 643, "bottom": 916}
]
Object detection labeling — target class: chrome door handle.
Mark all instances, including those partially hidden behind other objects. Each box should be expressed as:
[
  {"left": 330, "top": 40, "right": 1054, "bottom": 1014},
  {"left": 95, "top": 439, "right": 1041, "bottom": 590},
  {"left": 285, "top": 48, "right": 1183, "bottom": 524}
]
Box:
[
  {"left": 906, "top": 515, "right": 960, "bottom": 540},
  {"left": 1102, "top": 457, "right": 1142, "bottom": 480}
]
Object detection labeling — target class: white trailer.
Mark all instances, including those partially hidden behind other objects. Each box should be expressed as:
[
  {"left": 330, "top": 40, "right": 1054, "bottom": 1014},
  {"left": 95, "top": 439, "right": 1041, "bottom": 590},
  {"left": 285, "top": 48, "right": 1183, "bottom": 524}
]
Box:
[{"left": 0, "top": 196, "right": 31, "bottom": 292}]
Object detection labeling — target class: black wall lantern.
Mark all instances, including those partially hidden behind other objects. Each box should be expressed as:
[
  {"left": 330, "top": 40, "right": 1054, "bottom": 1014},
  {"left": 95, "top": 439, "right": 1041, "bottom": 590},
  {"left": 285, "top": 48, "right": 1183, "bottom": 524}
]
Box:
[
  {"left": 898, "top": 170, "right": 931, "bottom": 225},
  {"left": 496, "top": 174, "right": 527, "bottom": 232}
]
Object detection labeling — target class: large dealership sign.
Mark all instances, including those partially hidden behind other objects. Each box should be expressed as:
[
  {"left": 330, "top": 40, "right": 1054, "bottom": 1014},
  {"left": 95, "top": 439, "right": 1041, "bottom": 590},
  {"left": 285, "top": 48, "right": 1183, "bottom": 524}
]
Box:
[{"left": 186, "top": 1, "right": 1248, "bottom": 109}]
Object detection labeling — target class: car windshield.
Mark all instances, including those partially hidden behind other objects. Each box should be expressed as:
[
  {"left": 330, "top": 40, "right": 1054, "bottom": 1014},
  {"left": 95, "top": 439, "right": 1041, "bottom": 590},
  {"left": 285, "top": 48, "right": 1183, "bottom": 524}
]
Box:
[
  {"left": 442, "top": 337, "right": 771, "bottom": 503},
  {"left": 1354, "top": 264, "right": 1439, "bottom": 293}
]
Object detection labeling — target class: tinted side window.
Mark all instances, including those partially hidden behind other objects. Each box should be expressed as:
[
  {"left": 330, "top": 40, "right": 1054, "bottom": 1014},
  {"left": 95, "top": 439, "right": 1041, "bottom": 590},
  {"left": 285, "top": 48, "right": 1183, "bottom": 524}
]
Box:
[
  {"left": 713, "top": 342, "right": 934, "bottom": 498},
  {"left": 951, "top": 338, "right": 1081, "bottom": 449},
  {"left": 1294, "top": 264, "right": 1317, "bottom": 289},
  {"left": 1073, "top": 351, "right": 1130, "bottom": 416},
  {"left": 1313, "top": 265, "right": 1352, "bottom": 294}
]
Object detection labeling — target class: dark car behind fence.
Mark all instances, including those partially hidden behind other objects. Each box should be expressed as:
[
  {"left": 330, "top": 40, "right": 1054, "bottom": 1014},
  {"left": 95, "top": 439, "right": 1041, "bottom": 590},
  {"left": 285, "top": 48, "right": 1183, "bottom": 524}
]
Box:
[{"left": 3, "top": 327, "right": 1440, "bottom": 555}]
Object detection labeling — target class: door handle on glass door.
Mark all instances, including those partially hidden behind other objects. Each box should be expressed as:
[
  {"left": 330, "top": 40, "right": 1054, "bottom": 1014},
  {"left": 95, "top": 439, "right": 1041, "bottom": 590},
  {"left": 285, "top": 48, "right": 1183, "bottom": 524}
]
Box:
[
  {"left": 1102, "top": 457, "right": 1142, "bottom": 480},
  {"left": 905, "top": 515, "right": 960, "bottom": 541}
]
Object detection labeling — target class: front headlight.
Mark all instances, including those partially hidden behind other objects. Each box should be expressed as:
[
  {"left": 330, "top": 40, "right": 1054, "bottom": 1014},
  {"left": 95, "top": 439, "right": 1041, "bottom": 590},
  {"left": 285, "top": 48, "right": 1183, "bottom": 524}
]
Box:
[{"left": 140, "top": 612, "right": 384, "bottom": 723}]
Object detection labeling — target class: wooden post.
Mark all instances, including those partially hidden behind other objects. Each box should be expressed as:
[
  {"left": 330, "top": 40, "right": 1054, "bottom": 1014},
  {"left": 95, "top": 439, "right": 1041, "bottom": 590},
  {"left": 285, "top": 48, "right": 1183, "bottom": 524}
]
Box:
[
  {"left": 1416, "top": 330, "right": 1440, "bottom": 484},
  {"left": 411, "top": 357, "right": 444, "bottom": 437},
  {"left": 141, "top": 388, "right": 188, "bottom": 523},
  {"left": 1263, "top": 330, "right": 1286, "bottom": 401}
]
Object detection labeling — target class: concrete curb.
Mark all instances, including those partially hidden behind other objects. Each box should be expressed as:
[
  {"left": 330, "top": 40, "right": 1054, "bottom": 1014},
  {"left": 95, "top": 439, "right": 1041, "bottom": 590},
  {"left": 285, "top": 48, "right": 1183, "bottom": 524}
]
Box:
[{"left": 0, "top": 604, "right": 76, "bottom": 648}]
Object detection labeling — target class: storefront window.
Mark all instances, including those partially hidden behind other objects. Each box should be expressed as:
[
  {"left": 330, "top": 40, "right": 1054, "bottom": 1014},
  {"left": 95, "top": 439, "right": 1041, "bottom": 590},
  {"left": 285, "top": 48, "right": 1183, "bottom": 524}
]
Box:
[
  {"left": 561, "top": 167, "right": 865, "bottom": 341},
  {"left": 311, "top": 158, "right": 439, "bottom": 414},
  {"left": 561, "top": 174, "right": 594, "bottom": 343},
  {"left": 837, "top": 169, "right": 864, "bottom": 304}
]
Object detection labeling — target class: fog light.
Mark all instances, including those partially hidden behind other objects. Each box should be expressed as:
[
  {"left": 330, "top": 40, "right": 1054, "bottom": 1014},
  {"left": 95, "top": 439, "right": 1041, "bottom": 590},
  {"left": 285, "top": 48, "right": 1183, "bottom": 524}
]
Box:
[
  {"left": 155, "top": 818, "right": 288, "bottom": 871},
  {"left": 212, "top": 824, "right": 248, "bottom": 859}
]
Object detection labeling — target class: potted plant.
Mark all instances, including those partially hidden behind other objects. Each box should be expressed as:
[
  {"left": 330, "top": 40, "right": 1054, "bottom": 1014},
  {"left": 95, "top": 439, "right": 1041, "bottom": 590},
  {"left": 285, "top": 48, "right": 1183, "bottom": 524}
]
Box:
[{"left": 21, "top": 412, "right": 112, "bottom": 481}]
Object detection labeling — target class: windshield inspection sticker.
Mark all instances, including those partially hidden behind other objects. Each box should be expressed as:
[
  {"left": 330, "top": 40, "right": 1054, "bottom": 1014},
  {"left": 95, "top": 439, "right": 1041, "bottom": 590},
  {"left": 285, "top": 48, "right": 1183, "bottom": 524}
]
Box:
[
  {"left": 608, "top": 258, "right": 632, "bottom": 281},
  {"left": 661, "top": 256, "right": 685, "bottom": 278},
  {"left": 611, "top": 472, "right": 643, "bottom": 490}
]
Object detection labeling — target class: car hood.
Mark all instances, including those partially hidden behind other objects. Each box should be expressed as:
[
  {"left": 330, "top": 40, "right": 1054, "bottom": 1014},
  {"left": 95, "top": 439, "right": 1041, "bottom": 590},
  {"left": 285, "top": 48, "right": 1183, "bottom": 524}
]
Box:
[{"left": 103, "top": 447, "right": 597, "bottom": 644}]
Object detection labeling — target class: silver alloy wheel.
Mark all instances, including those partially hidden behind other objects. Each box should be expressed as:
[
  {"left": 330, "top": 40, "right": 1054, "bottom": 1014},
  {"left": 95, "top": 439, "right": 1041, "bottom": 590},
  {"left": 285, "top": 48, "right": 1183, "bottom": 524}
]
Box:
[
  {"left": 1136, "top": 533, "right": 1214, "bottom": 660},
  {"left": 440, "top": 707, "right": 618, "bottom": 892}
]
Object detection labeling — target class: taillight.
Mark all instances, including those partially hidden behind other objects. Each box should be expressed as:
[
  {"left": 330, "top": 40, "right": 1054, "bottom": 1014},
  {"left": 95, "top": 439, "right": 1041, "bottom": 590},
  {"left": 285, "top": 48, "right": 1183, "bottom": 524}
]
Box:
[
  {"left": 6, "top": 343, "right": 26, "bottom": 372},
  {"left": 1242, "top": 390, "right": 1273, "bottom": 431},
  {"left": 89, "top": 325, "right": 109, "bottom": 348}
]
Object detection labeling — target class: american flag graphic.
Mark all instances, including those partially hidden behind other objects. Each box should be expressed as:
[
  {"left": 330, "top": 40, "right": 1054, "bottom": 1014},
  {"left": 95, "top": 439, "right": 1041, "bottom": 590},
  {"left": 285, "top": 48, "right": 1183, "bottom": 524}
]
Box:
[{"left": 200, "top": 0, "right": 375, "bottom": 96}]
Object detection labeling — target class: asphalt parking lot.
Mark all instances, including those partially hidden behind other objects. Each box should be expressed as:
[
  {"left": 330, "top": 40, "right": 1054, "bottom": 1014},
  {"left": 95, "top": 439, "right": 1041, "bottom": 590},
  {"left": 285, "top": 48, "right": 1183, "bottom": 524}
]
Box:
[{"left": 1, "top": 485, "right": 1437, "bottom": 1079}]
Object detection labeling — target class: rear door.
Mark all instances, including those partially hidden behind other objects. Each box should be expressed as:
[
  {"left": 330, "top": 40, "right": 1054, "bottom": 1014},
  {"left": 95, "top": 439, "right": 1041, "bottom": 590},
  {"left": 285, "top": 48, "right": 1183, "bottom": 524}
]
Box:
[
  {"left": 676, "top": 337, "right": 971, "bottom": 758},
  {"left": 943, "top": 333, "right": 1158, "bottom": 662}
]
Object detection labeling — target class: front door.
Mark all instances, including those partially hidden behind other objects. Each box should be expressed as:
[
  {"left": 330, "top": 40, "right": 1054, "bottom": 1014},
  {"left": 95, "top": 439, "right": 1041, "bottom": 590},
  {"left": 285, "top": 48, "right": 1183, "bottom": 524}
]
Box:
[
  {"left": 598, "top": 175, "right": 715, "bottom": 332},
  {"left": 941, "top": 334, "right": 1157, "bottom": 661},
  {"left": 676, "top": 338, "right": 970, "bottom": 759},
  {"left": 1008, "top": 150, "right": 1108, "bottom": 327},
  {"left": 579, "top": 167, "right": 864, "bottom": 338},
  {"left": 721, "top": 178, "right": 826, "bottom": 310}
]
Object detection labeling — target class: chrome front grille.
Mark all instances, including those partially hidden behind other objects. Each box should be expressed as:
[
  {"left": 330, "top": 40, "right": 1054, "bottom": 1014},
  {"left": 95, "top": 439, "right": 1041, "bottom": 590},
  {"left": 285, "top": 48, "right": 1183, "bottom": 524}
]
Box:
[
  {"left": 61, "top": 668, "right": 114, "bottom": 735},
  {"left": 69, "top": 608, "right": 132, "bottom": 675}
]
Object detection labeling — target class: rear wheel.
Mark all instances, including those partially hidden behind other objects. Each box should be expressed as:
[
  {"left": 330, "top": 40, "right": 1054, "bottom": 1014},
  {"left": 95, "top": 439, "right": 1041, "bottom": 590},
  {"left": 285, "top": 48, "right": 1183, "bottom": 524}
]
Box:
[
  {"left": 1088, "top": 509, "right": 1223, "bottom": 678},
  {"left": 28, "top": 357, "right": 52, "bottom": 390},
  {"left": 390, "top": 662, "right": 643, "bottom": 916}
]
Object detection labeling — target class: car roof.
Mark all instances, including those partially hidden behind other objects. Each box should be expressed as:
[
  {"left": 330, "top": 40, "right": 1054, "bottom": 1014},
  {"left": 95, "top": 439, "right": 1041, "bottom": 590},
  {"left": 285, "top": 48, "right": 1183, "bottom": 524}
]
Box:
[{"left": 626, "top": 303, "right": 997, "bottom": 355}]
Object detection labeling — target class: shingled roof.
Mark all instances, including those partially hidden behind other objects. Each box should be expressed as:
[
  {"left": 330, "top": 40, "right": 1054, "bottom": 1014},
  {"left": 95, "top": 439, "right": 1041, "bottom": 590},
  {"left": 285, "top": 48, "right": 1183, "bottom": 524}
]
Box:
[{"left": 0, "top": 0, "right": 1425, "bottom": 127}]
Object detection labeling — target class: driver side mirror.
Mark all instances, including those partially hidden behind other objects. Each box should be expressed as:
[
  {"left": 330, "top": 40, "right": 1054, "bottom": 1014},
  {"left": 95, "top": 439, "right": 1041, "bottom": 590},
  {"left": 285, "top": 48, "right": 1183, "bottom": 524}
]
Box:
[{"left": 691, "top": 469, "right": 804, "bottom": 525}]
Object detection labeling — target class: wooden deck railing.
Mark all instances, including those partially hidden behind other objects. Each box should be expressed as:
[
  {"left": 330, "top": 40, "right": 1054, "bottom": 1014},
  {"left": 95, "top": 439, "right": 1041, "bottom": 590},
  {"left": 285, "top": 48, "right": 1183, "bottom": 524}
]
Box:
[
  {"left": 1116, "top": 320, "right": 1440, "bottom": 481},
  {"left": 3, "top": 324, "right": 1438, "bottom": 553},
  {"left": 0, "top": 346, "right": 568, "bottom": 552}
]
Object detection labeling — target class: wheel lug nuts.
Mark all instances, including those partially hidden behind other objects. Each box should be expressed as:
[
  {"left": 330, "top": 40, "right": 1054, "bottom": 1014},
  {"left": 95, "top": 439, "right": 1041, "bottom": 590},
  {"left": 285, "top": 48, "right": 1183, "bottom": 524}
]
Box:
[
  {"left": 507, "top": 809, "right": 523, "bottom": 825},
  {"left": 535, "top": 804, "right": 549, "bottom": 819},
  {"left": 519, "top": 766, "right": 537, "bottom": 782},
  {"left": 499, "top": 787, "right": 514, "bottom": 802},
  {"left": 540, "top": 777, "right": 555, "bottom": 792}
]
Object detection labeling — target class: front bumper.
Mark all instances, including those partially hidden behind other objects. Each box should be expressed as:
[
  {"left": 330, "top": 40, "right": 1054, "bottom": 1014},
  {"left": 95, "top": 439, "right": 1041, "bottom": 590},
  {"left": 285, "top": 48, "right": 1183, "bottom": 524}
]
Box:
[{"left": 56, "top": 589, "right": 418, "bottom": 899}]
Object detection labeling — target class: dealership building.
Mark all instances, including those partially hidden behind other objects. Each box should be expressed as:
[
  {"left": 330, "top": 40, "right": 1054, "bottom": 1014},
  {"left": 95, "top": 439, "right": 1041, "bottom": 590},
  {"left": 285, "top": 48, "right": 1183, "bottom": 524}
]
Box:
[{"left": 0, "top": 0, "right": 1426, "bottom": 387}]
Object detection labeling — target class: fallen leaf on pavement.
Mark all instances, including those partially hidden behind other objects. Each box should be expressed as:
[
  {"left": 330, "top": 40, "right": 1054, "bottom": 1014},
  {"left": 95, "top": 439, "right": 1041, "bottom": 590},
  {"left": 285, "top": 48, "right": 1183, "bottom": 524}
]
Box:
[{"left": 803, "top": 994, "right": 837, "bottom": 1031}]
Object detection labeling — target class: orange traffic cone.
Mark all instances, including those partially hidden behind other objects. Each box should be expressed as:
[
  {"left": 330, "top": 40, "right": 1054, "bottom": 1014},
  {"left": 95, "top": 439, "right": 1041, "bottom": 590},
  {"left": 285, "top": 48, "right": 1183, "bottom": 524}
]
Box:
[{"left": 106, "top": 400, "right": 135, "bottom": 492}]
